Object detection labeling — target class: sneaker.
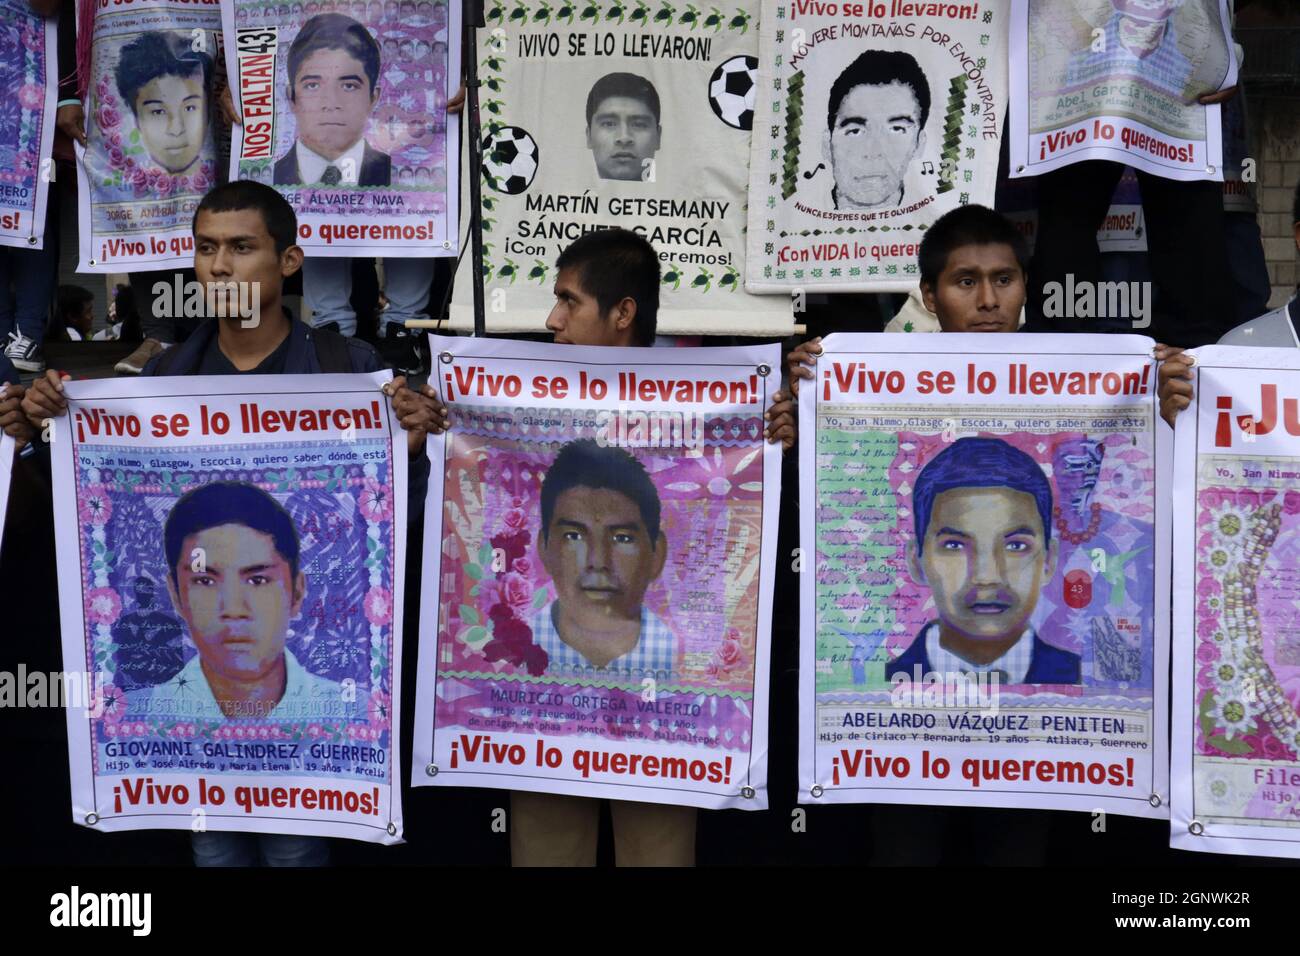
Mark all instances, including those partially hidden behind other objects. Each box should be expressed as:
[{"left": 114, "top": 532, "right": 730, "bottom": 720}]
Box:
[
  {"left": 4, "top": 331, "right": 44, "bottom": 373},
  {"left": 115, "top": 338, "right": 169, "bottom": 375}
]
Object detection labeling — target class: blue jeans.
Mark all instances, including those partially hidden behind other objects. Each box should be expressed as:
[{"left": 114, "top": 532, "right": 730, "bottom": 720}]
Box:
[
  {"left": 302, "top": 256, "right": 434, "bottom": 337},
  {"left": 191, "top": 831, "right": 331, "bottom": 867},
  {"left": 0, "top": 209, "right": 59, "bottom": 345}
]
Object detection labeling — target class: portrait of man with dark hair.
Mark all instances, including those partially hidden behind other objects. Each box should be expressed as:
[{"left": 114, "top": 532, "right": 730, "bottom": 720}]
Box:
[
  {"left": 585, "top": 72, "right": 661, "bottom": 182},
  {"left": 273, "top": 13, "right": 391, "bottom": 187},
  {"left": 530, "top": 439, "right": 678, "bottom": 680},
  {"left": 887, "top": 436, "right": 1081, "bottom": 685},
  {"left": 125, "top": 481, "right": 361, "bottom": 721},
  {"left": 819, "top": 49, "right": 930, "bottom": 211},
  {"left": 113, "top": 31, "right": 214, "bottom": 176}
]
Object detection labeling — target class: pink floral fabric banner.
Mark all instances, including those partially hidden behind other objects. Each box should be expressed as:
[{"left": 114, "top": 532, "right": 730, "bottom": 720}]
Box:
[
  {"left": 413, "top": 336, "right": 782, "bottom": 810},
  {"left": 52, "top": 374, "right": 407, "bottom": 843},
  {"left": 0, "top": 0, "right": 57, "bottom": 249},
  {"left": 1173, "top": 346, "right": 1300, "bottom": 860},
  {"left": 76, "top": 0, "right": 223, "bottom": 272}
]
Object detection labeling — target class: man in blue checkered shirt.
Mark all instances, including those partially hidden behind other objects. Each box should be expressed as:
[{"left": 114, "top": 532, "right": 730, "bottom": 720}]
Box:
[{"left": 530, "top": 439, "right": 679, "bottom": 683}]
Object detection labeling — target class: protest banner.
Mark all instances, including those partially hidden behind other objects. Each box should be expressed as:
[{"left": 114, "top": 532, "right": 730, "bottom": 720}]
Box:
[
  {"left": 76, "top": 0, "right": 224, "bottom": 273},
  {"left": 1009, "top": 0, "right": 1235, "bottom": 182},
  {"left": 0, "top": 433, "right": 13, "bottom": 553},
  {"left": 222, "top": 0, "right": 460, "bottom": 258},
  {"left": 799, "top": 333, "right": 1169, "bottom": 817},
  {"left": 744, "top": 0, "right": 1009, "bottom": 293},
  {"left": 997, "top": 162, "right": 1146, "bottom": 255},
  {"left": 0, "top": 0, "right": 57, "bottom": 250},
  {"left": 52, "top": 374, "right": 406, "bottom": 843},
  {"left": 1171, "top": 347, "right": 1300, "bottom": 860},
  {"left": 1219, "top": 90, "right": 1254, "bottom": 215},
  {"left": 413, "top": 336, "right": 781, "bottom": 809},
  {"left": 448, "top": 0, "right": 791, "bottom": 335}
]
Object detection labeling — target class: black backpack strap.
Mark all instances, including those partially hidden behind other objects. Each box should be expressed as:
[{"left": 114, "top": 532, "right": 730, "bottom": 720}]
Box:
[{"left": 312, "top": 328, "right": 354, "bottom": 373}]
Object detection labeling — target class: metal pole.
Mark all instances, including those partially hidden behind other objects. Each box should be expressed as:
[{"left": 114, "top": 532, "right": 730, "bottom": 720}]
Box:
[{"left": 463, "top": 0, "right": 487, "bottom": 337}]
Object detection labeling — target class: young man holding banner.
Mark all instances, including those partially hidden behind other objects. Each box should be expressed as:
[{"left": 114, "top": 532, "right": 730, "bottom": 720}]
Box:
[
  {"left": 786, "top": 204, "right": 1061, "bottom": 865},
  {"left": 425, "top": 228, "right": 793, "bottom": 866},
  {"left": 22, "top": 180, "right": 441, "bottom": 866}
]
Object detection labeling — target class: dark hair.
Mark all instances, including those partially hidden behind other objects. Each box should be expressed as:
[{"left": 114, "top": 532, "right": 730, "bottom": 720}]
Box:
[
  {"left": 113, "top": 284, "right": 143, "bottom": 343},
  {"left": 918, "top": 204, "right": 1029, "bottom": 288},
  {"left": 912, "top": 437, "right": 1052, "bottom": 556},
  {"left": 288, "top": 13, "right": 380, "bottom": 100},
  {"left": 827, "top": 49, "right": 929, "bottom": 133},
  {"left": 114, "top": 32, "right": 213, "bottom": 117},
  {"left": 164, "top": 482, "right": 301, "bottom": 585},
  {"left": 540, "top": 440, "right": 662, "bottom": 544},
  {"left": 555, "top": 228, "right": 660, "bottom": 346},
  {"left": 194, "top": 180, "right": 299, "bottom": 255},
  {"left": 57, "top": 284, "right": 94, "bottom": 327},
  {"left": 585, "top": 72, "right": 660, "bottom": 127}
]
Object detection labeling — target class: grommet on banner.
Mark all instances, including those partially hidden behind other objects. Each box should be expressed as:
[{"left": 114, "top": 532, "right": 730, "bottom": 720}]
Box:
[
  {"left": 1207, "top": 166, "right": 1216, "bottom": 175},
  {"left": 85, "top": 812, "right": 99, "bottom": 825},
  {"left": 1149, "top": 793, "right": 1162, "bottom": 808},
  {"left": 1189, "top": 820, "right": 1204, "bottom": 836},
  {"left": 1016, "top": 165, "right": 1025, "bottom": 173},
  {"left": 741, "top": 786, "right": 755, "bottom": 799},
  {"left": 810, "top": 784, "right": 823, "bottom": 798},
  {"left": 442, "top": 240, "right": 452, "bottom": 250},
  {"left": 27, "top": 236, "right": 36, "bottom": 245},
  {"left": 438, "top": 351, "right": 454, "bottom": 365},
  {"left": 757, "top": 363, "right": 771, "bottom": 377},
  {"left": 386, "top": 822, "right": 398, "bottom": 836},
  {"left": 88, "top": 259, "right": 97, "bottom": 266},
  {"left": 426, "top": 763, "right": 439, "bottom": 776}
]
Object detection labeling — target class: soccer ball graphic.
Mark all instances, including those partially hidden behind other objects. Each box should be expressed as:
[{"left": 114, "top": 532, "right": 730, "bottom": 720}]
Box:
[
  {"left": 482, "top": 126, "right": 539, "bottom": 194},
  {"left": 708, "top": 55, "right": 757, "bottom": 131}
]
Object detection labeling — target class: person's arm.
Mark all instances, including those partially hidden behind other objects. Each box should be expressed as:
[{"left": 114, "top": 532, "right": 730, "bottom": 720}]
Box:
[
  {"left": 54, "top": 0, "right": 85, "bottom": 145},
  {"left": 20, "top": 369, "right": 70, "bottom": 430},
  {"left": 0, "top": 384, "right": 36, "bottom": 452},
  {"left": 1155, "top": 344, "right": 1194, "bottom": 429},
  {"left": 765, "top": 389, "right": 795, "bottom": 451},
  {"left": 786, "top": 336, "right": 822, "bottom": 399},
  {"left": 386, "top": 376, "right": 449, "bottom": 528}
]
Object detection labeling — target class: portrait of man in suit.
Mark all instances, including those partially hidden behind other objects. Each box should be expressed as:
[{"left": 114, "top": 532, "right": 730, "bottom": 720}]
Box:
[
  {"left": 273, "top": 13, "right": 391, "bottom": 187},
  {"left": 887, "top": 436, "right": 1082, "bottom": 685}
]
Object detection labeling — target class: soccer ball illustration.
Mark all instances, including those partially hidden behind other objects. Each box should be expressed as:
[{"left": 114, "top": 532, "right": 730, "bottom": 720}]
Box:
[
  {"left": 482, "top": 126, "right": 539, "bottom": 194},
  {"left": 708, "top": 55, "right": 757, "bottom": 131}
]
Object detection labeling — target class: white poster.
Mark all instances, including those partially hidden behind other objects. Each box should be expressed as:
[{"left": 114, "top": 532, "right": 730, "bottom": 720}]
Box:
[
  {"left": 1172, "top": 346, "right": 1300, "bottom": 860},
  {"left": 0, "top": 432, "right": 13, "bottom": 553},
  {"left": 799, "top": 333, "right": 1170, "bottom": 818},
  {"left": 222, "top": 0, "right": 460, "bottom": 258},
  {"left": 449, "top": 0, "right": 791, "bottom": 335},
  {"left": 1010, "top": 0, "right": 1236, "bottom": 182},
  {"left": 413, "top": 336, "right": 781, "bottom": 809},
  {"left": 53, "top": 375, "right": 406, "bottom": 843},
  {"left": 745, "top": 0, "right": 1009, "bottom": 292},
  {"left": 76, "top": 0, "right": 224, "bottom": 273}
]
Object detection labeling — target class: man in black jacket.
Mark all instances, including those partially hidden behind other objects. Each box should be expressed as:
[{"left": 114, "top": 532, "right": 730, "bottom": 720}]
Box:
[{"left": 22, "top": 181, "right": 440, "bottom": 867}]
